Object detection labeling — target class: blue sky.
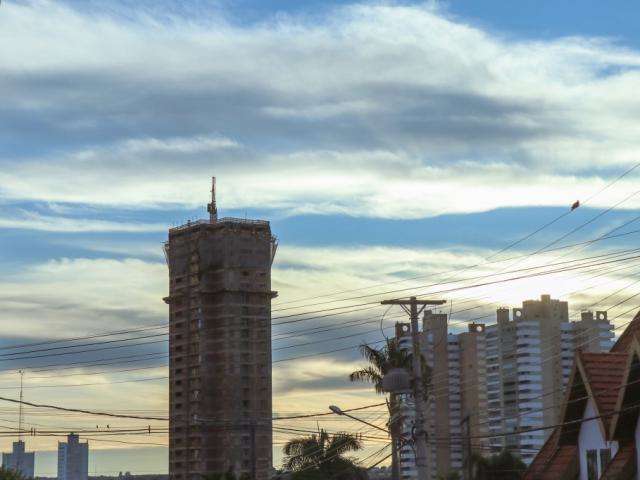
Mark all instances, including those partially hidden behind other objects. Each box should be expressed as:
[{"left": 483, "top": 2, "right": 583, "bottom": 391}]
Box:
[{"left": 1, "top": 0, "right": 640, "bottom": 473}]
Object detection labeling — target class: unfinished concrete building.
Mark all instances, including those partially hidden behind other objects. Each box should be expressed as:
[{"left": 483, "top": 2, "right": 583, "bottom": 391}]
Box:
[{"left": 164, "top": 179, "right": 277, "bottom": 480}]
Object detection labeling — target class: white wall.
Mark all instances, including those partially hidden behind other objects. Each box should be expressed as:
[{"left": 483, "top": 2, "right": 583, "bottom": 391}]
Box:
[{"left": 578, "top": 399, "right": 618, "bottom": 480}]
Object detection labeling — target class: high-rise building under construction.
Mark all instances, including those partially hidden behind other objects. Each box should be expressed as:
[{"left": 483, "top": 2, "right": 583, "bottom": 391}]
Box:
[{"left": 164, "top": 179, "right": 277, "bottom": 480}]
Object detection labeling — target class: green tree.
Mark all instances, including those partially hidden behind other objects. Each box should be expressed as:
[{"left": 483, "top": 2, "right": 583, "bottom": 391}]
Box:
[
  {"left": 283, "top": 429, "right": 367, "bottom": 480},
  {"left": 349, "top": 338, "right": 430, "bottom": 480},
  {"left": 470, "top": 449, "right": 526, "bottom": 480}
]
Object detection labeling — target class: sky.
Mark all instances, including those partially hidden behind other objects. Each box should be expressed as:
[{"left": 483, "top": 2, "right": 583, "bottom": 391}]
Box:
[{"left": 1, "top": 0, "right": 640, "bottom": 474}]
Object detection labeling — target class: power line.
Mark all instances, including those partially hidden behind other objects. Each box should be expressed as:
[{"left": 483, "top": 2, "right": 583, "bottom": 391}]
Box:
[
  {"left": 0, "top": 375, "right": 168, "bottom": 390},
  {"left": 0, "top": 324, "right": 168, "bottom": 352},
  {"left": 274, "top": 161, "right": 640, "bottom": 309},
  {"left": 272, "top": 247, "right": 640, "bottom": 321}
]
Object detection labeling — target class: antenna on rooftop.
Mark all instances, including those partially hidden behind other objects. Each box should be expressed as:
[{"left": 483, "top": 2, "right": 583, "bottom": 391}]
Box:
[
  {"left": 18, "top": 370, "right": 24, "bottom": 441},
  {"left": 207, "top": 177, "right": 218, "bottom": 223}
]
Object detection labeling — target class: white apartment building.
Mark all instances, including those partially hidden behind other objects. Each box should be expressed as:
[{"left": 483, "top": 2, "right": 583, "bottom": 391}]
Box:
[
  {"left": 58, "top": 433, "right": 89, "bottom": 480},
  {"left": 392, "top": 295, "right": 613, "bottom": 476},
  {"left": 486, "top": 295, "right": 615, "bottom": 464},
  {"left": 394, "top": 324, "right": 418, "bottom": 480}
]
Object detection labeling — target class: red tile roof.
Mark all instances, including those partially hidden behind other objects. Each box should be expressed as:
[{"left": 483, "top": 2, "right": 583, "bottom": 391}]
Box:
[
  {"left": 526, "top": 352, "right": 628, "bottom": 478},
  {"left": 523, "top": 430, "right": 579, "bottom": 480},
  {"left": 612, "top": 310, "right": 640, "bottom": 353},
  {"left": 579, "top": 352, "right": 628, "bottom": 429},
  {"left": 524, "top": 316, "right": 640, "bottom": 480},
  {"left": 538, "top": 445, "right": 578, "bottom": 479}
]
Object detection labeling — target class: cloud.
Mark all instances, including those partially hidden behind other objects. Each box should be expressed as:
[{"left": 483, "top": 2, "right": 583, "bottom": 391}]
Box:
[
  {"left": 0, "top": 257, "right": 167, "bottom": 338},
  {"left": 1, "top": 2, "right": 640, "bottom": 217},
  {"left": 0, "top": 211, "right": 166, "bottom": 232}
]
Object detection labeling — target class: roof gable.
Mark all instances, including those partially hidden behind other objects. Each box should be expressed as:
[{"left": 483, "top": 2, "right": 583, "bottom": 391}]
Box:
[
  {"left": 612, "top": 310, "right": 640, "bottom": 353},
  {"left": 580, "top": 352, "right": 627, "bottom": 429},
  {"left": 610, "top": 340, "right": 640, "bottom": 439},
  {"left": 560, "top": 351, "right": 627, "bottom": 442}
]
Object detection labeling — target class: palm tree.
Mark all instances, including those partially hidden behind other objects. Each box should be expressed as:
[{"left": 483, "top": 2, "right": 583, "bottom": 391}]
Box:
[
  {"left": 283, "top": 429, "right": 367, "bottom": 480},
  {"left": 349, "top": 338, "right": 430, "bottom": 480}
]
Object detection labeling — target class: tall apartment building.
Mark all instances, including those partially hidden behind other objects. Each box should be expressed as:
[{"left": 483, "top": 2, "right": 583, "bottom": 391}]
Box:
[
  {"left": 2, "top": 441, "right": 34, "bottom": 478},
  {"left": 393, "top": 295, "right": 615, "bottom": 476},
  {"left": 393, "top": 316, "right": 489, "bottom": 480},
  {"left": 57, "top": 434, "right": 88, "bottom": 480},
  {"left": 394, "top": 323, "right": 418, "bottom": 480},
  {"left": 485, "top": 295, "right": 614, "bottom": 463},
  {"left": 422, "top": 312, "right": 489, "bottom": 480},
  {"left": 164, "top": 179, "right": 277, "bottom": 480}
]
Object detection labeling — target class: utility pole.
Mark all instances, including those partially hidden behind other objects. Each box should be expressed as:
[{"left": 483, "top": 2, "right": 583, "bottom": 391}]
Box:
[
  {"left": 462, "top": 414, "right": 472, "bottom": 480},
  {"left": 382, "top": 297, "right": 446, "bottom": 480}
]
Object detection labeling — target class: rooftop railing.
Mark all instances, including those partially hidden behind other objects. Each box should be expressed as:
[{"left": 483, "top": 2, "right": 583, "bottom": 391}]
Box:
[{"left": 169, "top": 217, "right": 269, "bottom": 233}]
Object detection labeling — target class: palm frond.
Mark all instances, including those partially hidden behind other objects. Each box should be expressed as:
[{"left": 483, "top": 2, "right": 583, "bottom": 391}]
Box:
[
  {"left": 283, "top": 436, "right": 322, "bottom": 471},
  {"left": 326, "top": 432, "right": 363, "bottom": 457},
  {"left": 349, "top": 366, "right": 383, "bottom": 392}
]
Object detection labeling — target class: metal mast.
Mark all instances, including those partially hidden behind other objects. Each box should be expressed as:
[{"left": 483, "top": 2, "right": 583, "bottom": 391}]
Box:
[
  {"left": 18, "top": 370, "right": 24, "bottom": 440},
  {"left": 207, "top": 177, "right": 218, "bottom": 222}
]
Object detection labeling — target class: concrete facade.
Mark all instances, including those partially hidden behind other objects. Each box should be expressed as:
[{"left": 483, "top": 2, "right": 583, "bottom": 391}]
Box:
[
  {"left": 165, "top": 181, "right": 277, "bottom": 480},
  {"left": 2, "top": 441, "right": 34, "bottom": 478},
  {"left": 57, "top": 434, "right": 88, "bottom": 480}
]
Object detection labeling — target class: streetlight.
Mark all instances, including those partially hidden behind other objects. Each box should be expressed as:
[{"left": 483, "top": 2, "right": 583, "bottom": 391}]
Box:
[{"left": 328, "top": 405, "right": 390, "bottom": 435}]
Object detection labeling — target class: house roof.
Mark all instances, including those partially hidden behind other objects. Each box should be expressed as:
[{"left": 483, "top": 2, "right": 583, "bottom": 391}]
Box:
[
  {"left": 559, "top": 351, "right": 627, "bottom": 443},
  {"left": 522, "top": 431, "right": 559, "bottom": 479},
  {"left": 579, "top": 351, "right": 628, "bottom": 427},
  {"left": 526, "top": 356, "right": 628, "bottom": 479},
  {"left": 523, "top": 311, "right": 640, "bottom": 480},
  {"left": 523, "top": 430, "right": 578, "bottom": 480}
]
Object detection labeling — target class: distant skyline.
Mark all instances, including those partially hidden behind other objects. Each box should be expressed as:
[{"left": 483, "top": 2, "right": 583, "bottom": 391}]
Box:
[{"left": 1, "top": 0, "right": 640, "bottom": 474}]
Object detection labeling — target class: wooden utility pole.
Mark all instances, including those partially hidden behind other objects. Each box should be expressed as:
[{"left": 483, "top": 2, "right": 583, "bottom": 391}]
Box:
[{"left": 381, "top": 297, "right": 446, "bottom": 480}]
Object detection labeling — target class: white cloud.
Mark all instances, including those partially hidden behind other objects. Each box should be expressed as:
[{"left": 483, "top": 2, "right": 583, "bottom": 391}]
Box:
[
  {"left": 0, "top": 211, "right": 166, "bottom": 232},
  {"left": 1, "top": 2, "right": 640, "bottom": 217},
  {"left": 0, "top": 257, "right": 167, "bottom": 337}
]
